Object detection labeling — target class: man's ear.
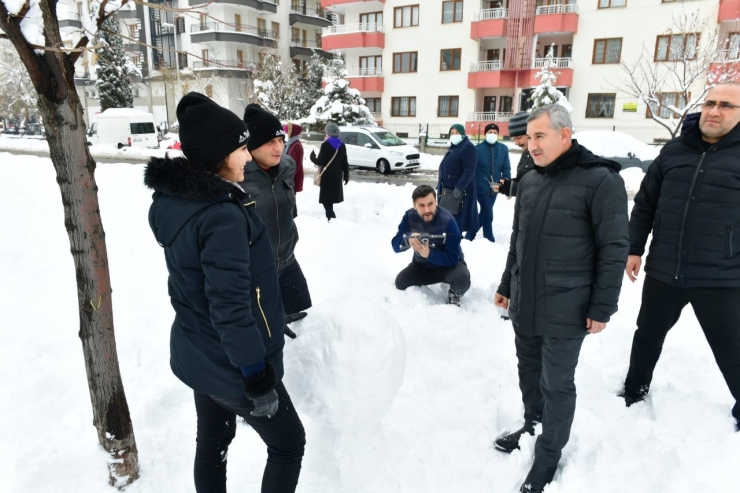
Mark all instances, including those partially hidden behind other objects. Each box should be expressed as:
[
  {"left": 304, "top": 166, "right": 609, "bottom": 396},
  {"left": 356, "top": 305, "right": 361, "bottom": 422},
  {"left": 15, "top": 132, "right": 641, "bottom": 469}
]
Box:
[{"left": 561, "top": 126, "right": 572, "bottom": 143}]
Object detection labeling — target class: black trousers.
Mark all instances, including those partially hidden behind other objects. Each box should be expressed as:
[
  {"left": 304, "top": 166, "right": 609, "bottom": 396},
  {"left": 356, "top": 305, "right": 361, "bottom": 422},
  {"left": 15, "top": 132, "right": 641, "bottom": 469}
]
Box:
[
  {"left": 323, "top": 203, "right": 335, "bottom": 219},
  {"left": 394, "top": 260, "right": 471, "bottom": 294},
  {"left": 278, "top": 259, "right": 312, "bottom": 315},
  {"left": 625, "top": 275, "right": 740, "bottom": 421},
  {"left": 193, "top": 382, "right": 306, "bottom": 493},
  {"left": 514, "top": 327, "right": 585, "bottom": 468}
]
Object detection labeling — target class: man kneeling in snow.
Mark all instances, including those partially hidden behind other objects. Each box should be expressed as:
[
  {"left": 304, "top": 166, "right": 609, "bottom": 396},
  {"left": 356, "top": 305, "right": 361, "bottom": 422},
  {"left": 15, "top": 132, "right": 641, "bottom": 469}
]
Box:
[{"left": 391, "top": 185, "right": 470, "bottom": 306}]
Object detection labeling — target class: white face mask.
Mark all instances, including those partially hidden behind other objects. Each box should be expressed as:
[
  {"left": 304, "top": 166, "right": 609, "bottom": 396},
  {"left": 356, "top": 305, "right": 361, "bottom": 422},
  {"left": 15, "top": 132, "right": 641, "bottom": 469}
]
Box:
[
  {"left": 485, "top": 133, "right": 498, "bottom": 144},
  {"left": 450, "top": 134, "right": 463, "bottom": 146}
]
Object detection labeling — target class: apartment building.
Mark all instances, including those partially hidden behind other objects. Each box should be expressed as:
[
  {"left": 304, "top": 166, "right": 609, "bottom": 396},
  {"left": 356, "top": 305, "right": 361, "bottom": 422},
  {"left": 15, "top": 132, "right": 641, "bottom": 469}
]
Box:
[{"left": 321, "top": 0, "right": 740, "bottom": 142}]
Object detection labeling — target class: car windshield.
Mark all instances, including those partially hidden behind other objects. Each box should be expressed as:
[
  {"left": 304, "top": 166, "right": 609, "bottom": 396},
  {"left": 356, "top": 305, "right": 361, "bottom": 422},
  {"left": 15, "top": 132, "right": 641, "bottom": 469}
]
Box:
[{"left": 371, "top": 131, "right": 405, "bottom": 146}]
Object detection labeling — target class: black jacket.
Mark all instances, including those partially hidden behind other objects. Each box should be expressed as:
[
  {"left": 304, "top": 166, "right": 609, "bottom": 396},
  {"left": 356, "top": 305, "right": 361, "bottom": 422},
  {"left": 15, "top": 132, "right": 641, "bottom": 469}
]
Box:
[
  {"left": 630, "top": 124, "right": 740, "bottom": 287},
  {"left": 508, "top": 149, "right": 536, "bottom": 198},
  {"left": 145, "top": 156, "right": 285, "bottom": 398},
  {"left": 311, "top": 140, "right": 349, "bottom": 204},
  {"left": 497, "top": 141, "right": 629, "bottom": 337},
  {"left": 239, "top": 155, "right": 298, "bottom": 273}
]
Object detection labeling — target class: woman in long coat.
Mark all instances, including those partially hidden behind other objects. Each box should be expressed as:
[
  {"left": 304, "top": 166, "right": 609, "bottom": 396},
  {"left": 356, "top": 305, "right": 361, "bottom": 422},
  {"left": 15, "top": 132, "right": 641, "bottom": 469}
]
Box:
[
  {"left": 310, "top": 122, "right": 350, "bottom": 221},
  {"left": 438, "top": 123, "right": 479, "bottom": 238}
]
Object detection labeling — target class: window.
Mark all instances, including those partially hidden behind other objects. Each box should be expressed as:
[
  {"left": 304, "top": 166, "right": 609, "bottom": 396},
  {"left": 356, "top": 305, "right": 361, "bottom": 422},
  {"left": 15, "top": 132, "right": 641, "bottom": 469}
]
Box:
[
  {"left": 258, "top": 52, "right": 267, "bottom": 66},
  {"left": 342, "top": 132, "right": 358, "bottom": 145},
  {"left": 440, "top": 49, "right": 462, "bottom": 71},
  {"left": 177, "top": 52, "right": 187, "bottom": 69},
  {"left": 176, "top": 17, "right": 186, "bottom": 34},
  {"left": 272, "top": 22, "right": 280, "bottom": 39},
  {"left": 486, "top": 49, "right": 500, "bottom": 62},
  {"left": 728, "top": 32, "right": 740, "bottom": 60},
  {"left": 128, "top": 24, "right": 137, "bottom": 38},
  {"left": 199, "top": 14, "right": 207, "bottom": 29},
  {"left": 365, "top": 98, "right": 381, "bottom": 113},
  {"left": 130, "top": 122, "right": 155, "bottom": 134},
  {"left": 394, "top": 5, "right": 419, "bottom": 28},
  {"left": 237, "top": 50, "right": 244, "bottom": 67},
  {"left": 393, "top": 52, "right": 418, "bottom": 73},
  {"left": 360, "top": 11, "right": 383, "bottom": 27},
  {"left": 562, "top": 44, "right": 573, "bottom": 59},
  {"left": 655, "top": 33, "right": 699, "bottom": 61},
  {"left": 442, "top": 1, "right": 463, "bottom": 24},
  {"left": 598, "top": 0, "right": 626, "bottom": 8},
  {"left": 483, "top": 96, "right": 497, "bottom": 112},
  {"left": 592, "top": 38, "right": 622, "bottom": 64},
  {"left": 235, "top": 14, "right": 241, "bottom": 32},
  {"left": 360, "top": 56, "right": 382, "bottom": 74},
  {"left": 586, "top": 93, "right": 615, "bottom": 118},
  {"left": 357, "top": 133, "right": 376, "bottom": 148},
  {"left": 647, "top": 92, "right": 689, "bottom": 119},
  {"left": 438, "top": 96, "right": 459, "bottom": 117},
  {"left": 258, "top": 18, "right": 267, "bottom": 37},
  {"left": 391, "top": 97, "right": 417, "bottom": 117},
  {"left": 201, "top": 49, "right": 209, "bottom": 65},
  {"left": 499, "top": 96, "right": 512, "bottom": 112},
  {"left": 291, "top": 27, "right": 300, "bottom": 41}
]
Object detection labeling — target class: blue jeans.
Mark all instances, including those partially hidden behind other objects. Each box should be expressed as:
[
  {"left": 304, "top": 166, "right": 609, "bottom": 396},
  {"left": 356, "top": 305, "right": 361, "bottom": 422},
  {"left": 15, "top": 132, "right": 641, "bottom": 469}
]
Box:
[{"left": 467, "top": 193, "right": 497, "bottom": 241}]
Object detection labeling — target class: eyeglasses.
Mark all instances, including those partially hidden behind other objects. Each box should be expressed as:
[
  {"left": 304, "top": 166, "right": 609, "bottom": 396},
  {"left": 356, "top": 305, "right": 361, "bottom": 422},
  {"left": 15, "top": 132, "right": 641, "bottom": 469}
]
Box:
[{"left": 701, "top": 101, "right": 740, "bottom": 111}]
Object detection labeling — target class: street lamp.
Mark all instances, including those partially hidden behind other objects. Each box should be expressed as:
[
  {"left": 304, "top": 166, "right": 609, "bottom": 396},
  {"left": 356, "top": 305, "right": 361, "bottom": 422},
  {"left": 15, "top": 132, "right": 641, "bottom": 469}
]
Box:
[{"left": 160, "top": 22, "right": 181, "bottom": 103}]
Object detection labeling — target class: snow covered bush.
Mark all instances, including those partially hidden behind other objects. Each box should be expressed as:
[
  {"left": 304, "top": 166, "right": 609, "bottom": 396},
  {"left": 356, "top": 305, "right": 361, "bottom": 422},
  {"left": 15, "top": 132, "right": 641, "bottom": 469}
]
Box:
[
  {"left": 253, "top": 54, "right": 307, "bottom": 121},
  {"left": 94, "top": 15, "right": 138, "bottom": 112},
  {"left": 528, "top": 44, "right": 572, "bottom": 112}
]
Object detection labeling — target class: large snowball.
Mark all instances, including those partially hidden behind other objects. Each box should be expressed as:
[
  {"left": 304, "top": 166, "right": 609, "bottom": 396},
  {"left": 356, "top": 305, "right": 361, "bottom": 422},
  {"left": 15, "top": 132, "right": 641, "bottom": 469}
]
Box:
[{"left": 283, "top": 296, "right": 407, "bottom": 429}]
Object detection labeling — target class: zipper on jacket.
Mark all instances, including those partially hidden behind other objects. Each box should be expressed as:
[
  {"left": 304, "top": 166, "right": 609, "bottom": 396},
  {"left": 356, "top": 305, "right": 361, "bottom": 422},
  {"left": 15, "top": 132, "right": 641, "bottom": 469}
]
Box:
[
  {"left": 256, "top": 286, "right": 272, "bottom": 338},
  {"left": 675, "top": 151, "right": 707, "bottom": 280},
  {"left": 270, "top": 183, "right": 281, "bottom": 271}
]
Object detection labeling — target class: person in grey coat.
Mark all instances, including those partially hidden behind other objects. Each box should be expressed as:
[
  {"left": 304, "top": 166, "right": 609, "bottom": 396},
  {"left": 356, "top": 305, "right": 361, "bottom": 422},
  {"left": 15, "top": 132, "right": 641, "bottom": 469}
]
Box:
[
  {"left": 240, "top": 104, "right": 312, "bottom": 327},
  {"left": 493, "top": 105, "right": 629, "bottom": 493}
]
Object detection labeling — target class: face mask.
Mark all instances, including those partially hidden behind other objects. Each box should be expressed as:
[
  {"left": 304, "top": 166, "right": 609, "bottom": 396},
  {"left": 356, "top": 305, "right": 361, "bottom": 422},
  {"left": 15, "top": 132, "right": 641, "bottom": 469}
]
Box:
[
  {"left": 485, "top": 134, "right": 498, "bottom": 144},
  {"left": 450, "top": 134, "right": 463, "bottom": 146}
]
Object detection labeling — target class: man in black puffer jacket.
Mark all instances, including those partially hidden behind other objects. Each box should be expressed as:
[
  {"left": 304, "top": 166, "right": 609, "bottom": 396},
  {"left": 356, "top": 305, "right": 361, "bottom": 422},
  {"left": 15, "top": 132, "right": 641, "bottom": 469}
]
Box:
[
  {"left": 621, "top": 83, "right": 740, "bottom": 432},
  {"left": 494, "top": 104, "right": 629, "bottom": 493}
]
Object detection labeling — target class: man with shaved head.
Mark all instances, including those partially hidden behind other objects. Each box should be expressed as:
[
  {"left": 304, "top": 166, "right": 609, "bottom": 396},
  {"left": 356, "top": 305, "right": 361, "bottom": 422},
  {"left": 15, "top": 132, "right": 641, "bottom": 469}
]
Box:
[{"left": 621, "top": 82, "right": 740, "bottom": 434}]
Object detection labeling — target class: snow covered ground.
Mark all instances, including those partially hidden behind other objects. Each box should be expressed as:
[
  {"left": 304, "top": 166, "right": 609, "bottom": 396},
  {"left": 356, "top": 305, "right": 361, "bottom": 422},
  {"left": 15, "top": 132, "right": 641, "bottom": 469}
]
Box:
[{"left": 1, "top": 152, "right": 737, "bottom": 493}]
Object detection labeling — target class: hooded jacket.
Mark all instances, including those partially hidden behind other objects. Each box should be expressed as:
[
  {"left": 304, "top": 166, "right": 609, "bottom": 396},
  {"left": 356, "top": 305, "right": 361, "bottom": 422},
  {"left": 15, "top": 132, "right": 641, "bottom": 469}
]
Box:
[
  {"left": 497, "top": 141, "right": 629, "bottom": 337},
  {"left": 630, "top": 122, "right": 740, "bottom": 287},
  {"left": 145, "top": 156, "right": 285, "bottom": 398},
  {"left": 239, "top": 155, "right": 298, "bottom": 273}
]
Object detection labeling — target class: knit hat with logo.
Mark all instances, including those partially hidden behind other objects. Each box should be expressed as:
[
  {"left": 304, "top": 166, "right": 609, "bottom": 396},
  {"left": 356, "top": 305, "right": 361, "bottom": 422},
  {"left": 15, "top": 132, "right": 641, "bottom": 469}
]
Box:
[
  {"left": 243, "top": 104, "right": 286, "bottom": 151},
  {"left": 177, "top": 92, "right": 249, "bottom": 164}
]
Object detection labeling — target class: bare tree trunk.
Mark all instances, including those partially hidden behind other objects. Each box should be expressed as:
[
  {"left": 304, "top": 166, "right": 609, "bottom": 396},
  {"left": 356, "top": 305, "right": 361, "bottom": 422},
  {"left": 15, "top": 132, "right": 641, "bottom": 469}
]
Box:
[{"left": 0, "top": 1, "right": 139, "bottom": 487}]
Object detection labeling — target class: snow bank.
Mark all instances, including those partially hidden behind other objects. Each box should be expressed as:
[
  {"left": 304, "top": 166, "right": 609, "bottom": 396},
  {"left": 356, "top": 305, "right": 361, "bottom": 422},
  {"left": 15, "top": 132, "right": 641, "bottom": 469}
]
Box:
[
  {"left": 620, "top": 167, "right": 646, "bottom": 196},
  {"left": 574, "top": 130, "right": 660, "bottom": 161}
]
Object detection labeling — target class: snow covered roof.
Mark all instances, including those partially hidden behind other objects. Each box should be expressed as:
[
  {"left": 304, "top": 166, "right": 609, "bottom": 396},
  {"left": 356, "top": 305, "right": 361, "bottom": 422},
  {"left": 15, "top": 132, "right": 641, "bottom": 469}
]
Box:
[{"left": 573, "top": 130, "right": 660, "bottom": 161}]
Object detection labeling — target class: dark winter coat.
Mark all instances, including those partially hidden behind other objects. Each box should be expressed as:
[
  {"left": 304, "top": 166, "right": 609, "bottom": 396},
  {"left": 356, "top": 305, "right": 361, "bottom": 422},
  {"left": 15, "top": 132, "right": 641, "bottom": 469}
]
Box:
[
  {"left": 475, "top": 140, "right": 511, "bottom": 197},
  {"left": 391, "top": 206, "right": 463, "bottom": 268},
  {"left": 285, "top": 125, "right": 305, "bottom": 192},
  {"left": 438, "top": 136, "right": 480, "bottom": 233},
  {"left": 630, "top": 123, "right": 740, "bottom": 287},
  {"left": 508, "top": 149, "right": 536, "bottom": 198},
  {"left": 311, "top": 140, "right": 349, "bottom": 204},
  {"left": 497, "top": 141, "right": 629, "bottom": 337},
  {"left": 238, "top": 155, "right": 298, "bottom": 273},
  {"left": 145, "top": 156, "right": 286, "bottom": 398}
]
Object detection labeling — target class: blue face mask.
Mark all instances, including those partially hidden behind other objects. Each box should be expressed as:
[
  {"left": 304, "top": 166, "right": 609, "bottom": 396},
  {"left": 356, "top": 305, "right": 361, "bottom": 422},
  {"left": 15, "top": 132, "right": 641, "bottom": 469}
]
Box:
[
  {"left": 485, "top": 133, "right": 498, "bottom": 144},
  {"left": 450, "top": 134, "right": 463, "bottom": 146}
]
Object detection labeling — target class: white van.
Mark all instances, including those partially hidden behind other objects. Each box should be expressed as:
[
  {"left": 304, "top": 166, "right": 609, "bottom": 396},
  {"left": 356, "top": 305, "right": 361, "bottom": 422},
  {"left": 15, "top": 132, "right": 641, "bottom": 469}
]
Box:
[
  {"left": 87, "top": 108, "right": 159, "bottom": 149},
  {"left": 338, "top": 126, "right": 420, "bottom": 174}
]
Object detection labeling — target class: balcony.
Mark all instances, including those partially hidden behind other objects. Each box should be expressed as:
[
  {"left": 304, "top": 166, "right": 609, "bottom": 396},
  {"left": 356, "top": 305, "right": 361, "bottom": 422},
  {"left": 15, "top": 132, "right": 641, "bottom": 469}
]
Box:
[
  {"left": 58, "top": 12, "right": 82, "bottom": 32},
  {"left": 346, "top": 67, "right": 384, "bottom": 92},
  {"left": 471, "top": 9, "right": 507, "bottom": 39},
  {"left": 118, "top": 4, "right": 138, "bottom": 20},
  {"left": 190, "top": 23, "right": 279, "bottom": 48},
  {"left": 468, "top": 58, "right": 573, "bottom": 89},
  {"left": 322, "top": 0, "right": 385, "bottom": 7},
  {"left": 187, "top": 0, "right": 278, "bottom": 13},
  {"left": 709, "top": 49, "right": 740, "bottom": 82},
  {"left": 534, "top": 3, "right": 578, "bottom": 35},
  {"left": 321, "top": 23, "right": 385, "bottom": 51},
  {"left": 719, "top": 0, "right": 740, "bottom": 22},
  {"left": 193, "top": 59, "right": 259, "bottom": 73},
  {"left": 466, "top": 112, "right": 513, "bottom": 137},
  {"left": 290, "top": 39, "right": 333, "bottom": 59},
  {"left": 290, "top": 5, "right": 333, "bottom": 28}
]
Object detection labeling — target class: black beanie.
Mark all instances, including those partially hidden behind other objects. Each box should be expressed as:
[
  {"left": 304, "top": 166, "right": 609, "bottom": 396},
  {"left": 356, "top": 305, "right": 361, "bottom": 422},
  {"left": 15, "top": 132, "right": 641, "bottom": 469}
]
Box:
[
  {"left": 484, "top": 123, "right": 500, "bottom": 134},
  {"left": 508, "top": 111, "right": 529, "bottom": 137},
  {"left": 177, "top": 92, "right": 249, "bottom": 164},
  {"left": 243, "top": 104, "right": 286, "bottom": 151}
]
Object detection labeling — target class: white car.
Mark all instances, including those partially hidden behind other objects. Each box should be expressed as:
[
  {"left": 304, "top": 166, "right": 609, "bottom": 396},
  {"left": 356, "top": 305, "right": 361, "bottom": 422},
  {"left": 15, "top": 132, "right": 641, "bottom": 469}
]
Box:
[{"left": 339, "top": 126, "right": 420, "bottom": 174}]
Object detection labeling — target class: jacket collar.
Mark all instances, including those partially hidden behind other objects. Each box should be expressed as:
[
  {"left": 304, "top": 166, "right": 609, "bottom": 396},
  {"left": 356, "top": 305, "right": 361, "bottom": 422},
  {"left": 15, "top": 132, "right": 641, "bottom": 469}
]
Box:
[
  {"left": 536, "top": 140, "right": 621, "bottom": 175},
  {"left": 683, "top": 120, "right": 740, "bottom": 152},
  {"left": 144, "top": 156, "right": 245, "bottom": 201}
]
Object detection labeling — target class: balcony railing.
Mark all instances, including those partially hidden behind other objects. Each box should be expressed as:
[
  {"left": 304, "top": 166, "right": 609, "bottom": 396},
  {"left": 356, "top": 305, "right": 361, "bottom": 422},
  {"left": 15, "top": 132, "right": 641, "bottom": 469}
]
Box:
[
  {"left": 191, "top": 22, "right": 278, "bottom": 39},
  {"left": 193, "top": 59, "right": 258, "bottom": 70},
  {"left": 470, "top": 60, "right": 503, "bottom": 72},
  {"left": 468, "top": 112, "right": 513, "bottom": 122},
  {"left": 535, "top": 3, "right": 578, "bottom": 15},
  {"left": 533, "top": 57, "right": 572, "bottom": 68},
  {"left": 370, "top": 112, "right": 382, "bottom": 120},
  {"left": 61, "top": 12, "right": 81, "bottom": 21},
  {"left": 290, "top": 4, "right": 331, "bottom": 19},
  {"left": 346, "top": 67, "right": 383, "bottom": 77},
  {"left": 322, "top": 22, "right": 384, "bottom": 35},
  {"left": 714, "top": 49, "right": 740, "bottom": 63},
  {"left": 291, "top": 38, "right": 323, "bottom": 48},
  {"left": 473, "top": 8, "right": 508, "bottom": 21}
]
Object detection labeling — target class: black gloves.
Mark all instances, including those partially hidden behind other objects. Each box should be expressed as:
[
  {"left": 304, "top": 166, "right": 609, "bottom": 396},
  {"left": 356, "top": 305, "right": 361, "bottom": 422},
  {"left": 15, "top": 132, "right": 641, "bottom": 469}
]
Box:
[
  {"left": 344, "top": 174, "right": 350, "bottom": 185},
  {"left": 452, "top": 188, "right": 463, "bottom": 199},
  {"left": 497, "top": 179, "right": 511, "bottom": 196},
  {"left": 310, "top": 149, "right": 317, "bottom": 163},
  {"left": 241, "top": 362, "right": 279, "bottom": 418},
  {"left": 284, "top": 327, "right": 297, "bottom": 339}
]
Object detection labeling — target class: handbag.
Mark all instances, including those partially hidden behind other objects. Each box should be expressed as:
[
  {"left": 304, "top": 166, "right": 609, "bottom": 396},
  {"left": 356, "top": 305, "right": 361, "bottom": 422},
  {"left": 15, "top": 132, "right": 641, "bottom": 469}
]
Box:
[
  {"left": 438, "top": 187, "right": 464, "bottom": 215},
  {"left": 313, "top": 148, "right": 339, "bottom": 186}
]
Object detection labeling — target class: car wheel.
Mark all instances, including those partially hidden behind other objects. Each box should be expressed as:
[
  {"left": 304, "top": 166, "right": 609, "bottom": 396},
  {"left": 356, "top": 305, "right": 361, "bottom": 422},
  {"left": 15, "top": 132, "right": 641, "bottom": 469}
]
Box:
[
  {"left": 377, "top": 159, "right": 390, "bottom": 174},
  {"left": 117, "top": 143, "right": 124, "bottom": 149}
]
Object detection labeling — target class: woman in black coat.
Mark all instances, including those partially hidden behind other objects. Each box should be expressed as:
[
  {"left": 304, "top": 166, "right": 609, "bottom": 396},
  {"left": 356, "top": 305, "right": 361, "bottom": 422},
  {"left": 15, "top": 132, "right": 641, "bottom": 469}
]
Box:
[
  {"left": 310, "top": 122, "right": 350, "bottom": 221},
  {"left": 144, "top": 93, "right": 305, "bottom": 493}
]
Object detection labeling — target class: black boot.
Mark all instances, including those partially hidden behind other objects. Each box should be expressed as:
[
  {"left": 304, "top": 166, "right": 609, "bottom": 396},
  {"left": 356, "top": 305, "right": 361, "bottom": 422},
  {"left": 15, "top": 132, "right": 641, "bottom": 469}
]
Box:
[
  {"left": 494, "top": 419, "right": 539, "bottom": 453},
  {"left": 285, "top": 311, "right": 307, "bottom": 324},
  {"left": 446, "top": 289, "right": 462, "bottom": 306},
  {"left": 618, "top": 384, "right": 649, "bottom": 407},
  {"left": 520, "top": 463, "right": 557, "bottom": 493}
]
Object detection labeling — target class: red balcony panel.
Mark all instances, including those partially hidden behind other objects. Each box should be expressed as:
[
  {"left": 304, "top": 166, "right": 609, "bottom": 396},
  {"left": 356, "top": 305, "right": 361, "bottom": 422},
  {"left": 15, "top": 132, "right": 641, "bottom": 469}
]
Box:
[
  {"left": 466, "top": 121, "right": 509, "bottom": 138},
  {"left": 471, "top": 19, "right": 507, "bottom": 39},
  {"left": 347, "top": 77, "right": 384, "bottom": 92},
  {"left": 322, "top": 31, "right": 385, "bottom": 50},
  {"left": 709, "top": 62, "right": 740, "bottom": 82},
  {"left": 322, "top": 0, "right": 385, "bottom": 7},
  {"left": 521, "top": 68, "right": 573, "bottom": 87},
  {"left": 719, "top": 0, "right": 740, "bottom": 21},
  {"left": 468, "top": 71, "right": 518, "bottom": 89},
  {"left": 533, "top": 13, "right": 578, "bottom": 34}
]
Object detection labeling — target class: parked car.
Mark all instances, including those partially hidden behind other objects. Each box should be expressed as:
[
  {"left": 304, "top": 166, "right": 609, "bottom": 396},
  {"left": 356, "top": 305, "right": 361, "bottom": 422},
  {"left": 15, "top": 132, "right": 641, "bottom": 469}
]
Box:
[
  {"left": 573, "top": 130, "right": 659, "bottom": 172},
  {"left": 23, "top": 123, "right": 45, "bottom": 137},
  {"left": 338, "top": 126, "right": 421, "bottom": 174}
]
